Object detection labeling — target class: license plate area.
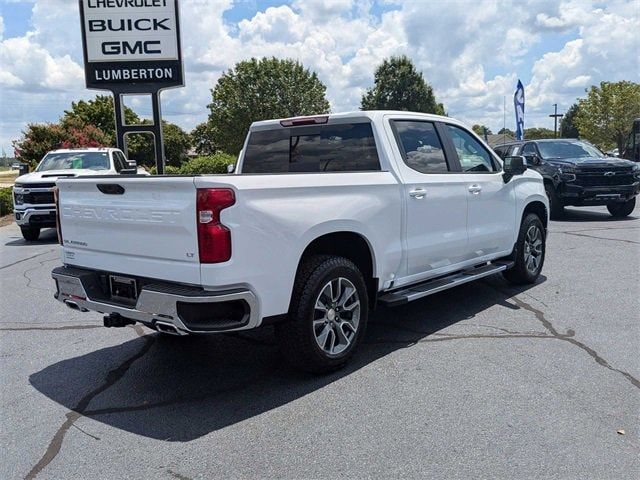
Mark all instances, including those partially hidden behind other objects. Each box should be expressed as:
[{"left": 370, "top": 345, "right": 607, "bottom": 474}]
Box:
[{"left": 109, "top": 275, "right": 138, "bottom": 303}]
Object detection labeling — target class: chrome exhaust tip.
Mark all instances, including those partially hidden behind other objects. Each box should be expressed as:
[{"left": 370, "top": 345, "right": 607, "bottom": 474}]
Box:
[
  {"left": 64, "top": 299, "right": 89, "bottom": 312},
  {"left": 155, "top": 321, "right": 182, "bottom": 336}
]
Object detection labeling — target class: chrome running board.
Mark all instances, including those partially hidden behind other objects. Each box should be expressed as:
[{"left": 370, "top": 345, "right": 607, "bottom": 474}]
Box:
[{"left": 379, "top": 261, "right": 514, "bottom": 307}]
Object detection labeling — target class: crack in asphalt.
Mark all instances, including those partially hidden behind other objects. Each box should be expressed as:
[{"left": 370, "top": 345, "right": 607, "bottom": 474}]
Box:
[
  {"left": 21, "top": 282, "right": 638, "bottom": 477},
  {"left": 559, "top": 230, "right": 640, "bottom": 245},
  {"left": 25, "top": 326, "right": 154, "bottom": 480},
  {"left": 21, "top": 256, "right": 59, "bottom": 291},
  {"left": 554, "top": 225, "right": 639, "bottom": 234},
  {"left": 367, "top": 287, "right": 639, "bottom": 391},
  {"left": 0, "top": 325, "right": 102, "bottom": 332},
  {"left": 504, "top": 291, "right": 640, "bottom": 390},
  {"left": 0, "top": 249, "right": 56, "bottom": 270},
  {"left": 365, "top": 332, "right": 560, "bottom": 345},
  {"left": 81, "top": 367, "right": 269, "bottom": 420}
]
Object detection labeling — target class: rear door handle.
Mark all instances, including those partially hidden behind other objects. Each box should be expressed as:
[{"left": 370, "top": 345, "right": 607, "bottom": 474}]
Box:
[
  {"left": 409, "top": 188, "right": 426, "bottom": 199},
  {"left": 468, "top": 184, "right": 482, "bottom": 194}
]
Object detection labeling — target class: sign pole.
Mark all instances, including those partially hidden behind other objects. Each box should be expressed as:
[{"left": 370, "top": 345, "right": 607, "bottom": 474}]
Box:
[
  {"left": 78, "top": 0, "right": 183, "bottom": 174},
  {"left": 151, "top": 92, "right": 165, "bottom": 174},
  {"left": 113, "top": 93, "right": 126, "bottom": 158}
]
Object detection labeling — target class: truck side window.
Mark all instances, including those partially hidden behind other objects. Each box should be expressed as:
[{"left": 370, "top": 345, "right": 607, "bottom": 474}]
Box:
[
  {"left": 492, "top": 146, "right": 506, "bottom": 159},
  {"left": 446, "top": 124, "right": 497, "bottom": 172},
  {"left": 521, "top": 143, "right": 538, "bottom": 157},
  {"left": 243, "top": 122, "right": 381, "bottom": 173},
  {"left": 392, "top": 120, "right": 449, "bottom": 173}
]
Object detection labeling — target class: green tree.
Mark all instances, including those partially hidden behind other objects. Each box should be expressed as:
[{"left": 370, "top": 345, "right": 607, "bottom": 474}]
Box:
[
  {"left": 361, "top": 55, "right": 444, "bottom": 114},
  {"left": 191, "top": 122, "right": 219, "bottom": 156},
  {"left": 560, "top": 103, "right": 580, "bottom": 138},
  {"left": 179, "top": 152, "right": 236, "bottom": 175},
  {"left": 575, "top": 81, "right": 640, "bottom": 151},
  {"left": 12, "top": 120, "right": 110, "bottom": 167},
  {"left": 63, "top": 95, "right": 138, "bottom": 140},
  {"left": 208, "top": 57, "right": 330, "bottom": 154},
  {"left": 472, "top": 124, "right": 492, "bottom": 136},
  {"left": 63, "top": 95, "right": 191, "bottom": 167},
  {"left": 524, "top": 127, "right": 555, "bottom": 140},
  {"left": 127, "top": 121, "right": 191, "bottom": 168},
  {"left": 498, "top": 127, "right": 515, "bottom": 136}
]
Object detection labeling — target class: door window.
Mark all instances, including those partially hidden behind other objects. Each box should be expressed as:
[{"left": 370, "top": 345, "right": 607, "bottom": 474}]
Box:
[
  {"left": 446, "top": 125, "right": 496, "bottom": 172},
  {"left": 392, "top": 120, "right": 449, "bottom": 173}
]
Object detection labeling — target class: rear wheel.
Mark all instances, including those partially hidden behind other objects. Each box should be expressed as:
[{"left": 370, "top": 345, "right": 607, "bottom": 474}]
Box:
[
  {"left": 20, "top": 226, "right": 40, "bottom": 241},
  {"left": 545, "top": 183, "right": 564, "bottom": 219},
  {"left": 503, "top": 213, "right": 546, "bottom": 285},
  {"left": 275, "top": 255, "right": 369, "bottom": 373},
  {"left": 607, "top": 198, "right": 636, "bottom": 218}
]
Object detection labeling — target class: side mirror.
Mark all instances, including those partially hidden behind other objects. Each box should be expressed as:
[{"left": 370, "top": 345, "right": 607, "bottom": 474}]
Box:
[
  {"left": 503, "top": 155, "right": 527, "bottom": 182},
  {"left": 120, "top": 159, "right": 138, "bottom": 175},
  {"left": 525, "top": 154, "right": 541, "bottom": 165},
  {"left": 227, "top": 163, "right": 235, "bottom": 174}
]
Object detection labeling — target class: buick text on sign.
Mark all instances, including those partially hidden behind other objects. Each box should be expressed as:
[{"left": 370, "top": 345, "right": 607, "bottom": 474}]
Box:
[{"left": 79, "top": 0, "right": 183, "bottom": 90}]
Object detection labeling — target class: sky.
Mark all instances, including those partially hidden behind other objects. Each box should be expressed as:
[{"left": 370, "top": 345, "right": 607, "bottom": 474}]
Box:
[{"left": 0, "top": 0, "right": 638, "bottom": 155}]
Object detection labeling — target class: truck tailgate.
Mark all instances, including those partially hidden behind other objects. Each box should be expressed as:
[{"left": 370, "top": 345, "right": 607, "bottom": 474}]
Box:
[{"left": 57, "top": 176, "right": 201, "bottom": 284}]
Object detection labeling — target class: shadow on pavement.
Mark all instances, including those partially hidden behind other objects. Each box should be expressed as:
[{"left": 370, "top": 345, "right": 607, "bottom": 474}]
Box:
[
  {"left": 558, "top": 207, "right": 638, "bottom": 223},
  {"left": 30, "top": 274, "right": 543, "bottom": 441},
  {"left": 4, "top": 228, "right": 58, "bottom": 246}
]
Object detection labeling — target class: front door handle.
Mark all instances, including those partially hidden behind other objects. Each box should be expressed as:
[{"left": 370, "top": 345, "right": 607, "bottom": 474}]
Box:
[
  {"left": 409, "top": 188, "right": 426, "bottom": 199},
  {"left": 468, "top": 184, "right": 482, "bottom": 195}
]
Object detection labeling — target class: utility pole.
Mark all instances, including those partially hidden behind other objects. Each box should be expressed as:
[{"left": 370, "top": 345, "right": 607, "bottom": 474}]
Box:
[{"left": 549, "top": 104, "right": 564, "bottom": 138}]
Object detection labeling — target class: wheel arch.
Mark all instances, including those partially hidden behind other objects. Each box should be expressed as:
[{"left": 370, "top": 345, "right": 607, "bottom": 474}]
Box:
[
  {"left": 522, "top": 200, "right": 548, "bottom": 230},
  {"left": 296, "top": 231, "right": 378, "bottom": 309}
]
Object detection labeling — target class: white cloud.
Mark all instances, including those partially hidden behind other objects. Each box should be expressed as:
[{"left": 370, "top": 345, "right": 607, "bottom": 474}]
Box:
[
  {"left": 291, "top": 0, "right": 355, "bottom": 22},
  {"left": 1, "top": 0, "right": 638, "bottom": 153},
  {"left": 0, "top": 36, "right": 84, "bottom": 91}
]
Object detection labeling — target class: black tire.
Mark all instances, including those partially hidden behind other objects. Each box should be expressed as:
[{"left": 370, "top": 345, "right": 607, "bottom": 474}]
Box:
[
  {"left": 275, "top": 255, "right": 369, "bottom": 373},
  {"left": 20, "top": 226, "right": 40, "bottom": 241},
  {"left": 607, "top": 197, "right": 636, "bottom": 218},
  {"left": 503, "top": 213, "right": 546, "bottom": 285},
  {"left": 545, "top": 183, "right": 564, "bottom": 219}
]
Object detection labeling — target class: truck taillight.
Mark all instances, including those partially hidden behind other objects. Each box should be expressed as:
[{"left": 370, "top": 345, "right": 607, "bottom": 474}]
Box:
[
  {"left": 54, "top": 187, "right": 63, "bottom": 246},
  {"left": 196, "top": 188, "right": 235, "bottom": 263}
]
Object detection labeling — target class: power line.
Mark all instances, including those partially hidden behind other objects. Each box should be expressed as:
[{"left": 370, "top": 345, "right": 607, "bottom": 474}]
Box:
[{"left": 549, "top": 103, "right": 564, "bottom": 138}]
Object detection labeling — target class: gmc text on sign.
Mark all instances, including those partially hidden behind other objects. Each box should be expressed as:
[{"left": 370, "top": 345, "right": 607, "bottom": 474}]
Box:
[{"left": 79, "top": 0, "right": 183, "bottom": 91}]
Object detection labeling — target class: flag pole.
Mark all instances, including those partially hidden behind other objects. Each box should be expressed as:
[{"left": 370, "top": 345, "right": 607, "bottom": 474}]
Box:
[{"left": 503, "top": 96, "right": 506, "bottom": 145}]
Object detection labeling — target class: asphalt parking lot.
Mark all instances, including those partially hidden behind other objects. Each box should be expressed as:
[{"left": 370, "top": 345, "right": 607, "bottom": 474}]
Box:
[{"left": 1, "top": 205, "right": 638, "bottom": 480}]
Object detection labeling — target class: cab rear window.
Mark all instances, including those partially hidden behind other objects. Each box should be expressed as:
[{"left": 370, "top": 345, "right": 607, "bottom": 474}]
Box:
[{"left": 243, "top": 122, "right": 381, "bottom": 173}]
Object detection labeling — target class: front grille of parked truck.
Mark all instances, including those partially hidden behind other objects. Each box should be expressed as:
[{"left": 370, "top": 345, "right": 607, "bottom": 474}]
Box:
[{"left": 574, "top": 171, "right": 635, "bottom": 187}]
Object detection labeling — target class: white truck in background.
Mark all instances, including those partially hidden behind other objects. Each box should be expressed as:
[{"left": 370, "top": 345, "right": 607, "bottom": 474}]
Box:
[
  {"left": 13, "top": 148, "right": 140, "bottom": 241},
  {"left": 52, "top": 111, "right": 548, "bottom": 372}
]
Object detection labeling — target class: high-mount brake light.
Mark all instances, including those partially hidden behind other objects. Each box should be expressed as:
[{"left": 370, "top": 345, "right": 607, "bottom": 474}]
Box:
[
  {"left": 279, "top": 115, "right": 329, "bottom": 127},
  {"left": 196, "top": 188, "right": 235, "bottom": 263}
]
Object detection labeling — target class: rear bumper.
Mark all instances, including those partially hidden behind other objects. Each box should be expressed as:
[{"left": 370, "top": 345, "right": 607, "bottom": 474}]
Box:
[
  {"left": 558, "top": 182, "right": 639, "bottom": 206},
  {"left": 52, "top": 266, "right": 260, "bottom": 334},
  {"left": 15, "top": 207, "right": 57, "bottom": 227}
]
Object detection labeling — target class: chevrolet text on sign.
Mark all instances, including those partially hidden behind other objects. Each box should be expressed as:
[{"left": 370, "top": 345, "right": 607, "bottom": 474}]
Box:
[{"left": 79, "top": 0, "right": 183, "bottom": 90}]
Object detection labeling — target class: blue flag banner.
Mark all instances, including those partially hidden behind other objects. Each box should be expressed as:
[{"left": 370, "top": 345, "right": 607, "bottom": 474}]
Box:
[{"left": 514, "top": 80, "right": 525, "bottom": 140}]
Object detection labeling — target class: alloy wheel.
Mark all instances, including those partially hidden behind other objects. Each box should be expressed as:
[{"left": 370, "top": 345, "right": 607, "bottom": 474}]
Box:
[
  {"left": 524, "top": 225, "right": 543, "bottom": 274},
  {"left": 313, "top": 277, "right": 361, "bottom": 355}
]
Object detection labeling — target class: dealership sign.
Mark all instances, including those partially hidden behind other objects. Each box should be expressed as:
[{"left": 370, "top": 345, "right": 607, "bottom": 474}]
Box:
[{"left": 79, "top": 0, "right": 183, "bottom": 91}]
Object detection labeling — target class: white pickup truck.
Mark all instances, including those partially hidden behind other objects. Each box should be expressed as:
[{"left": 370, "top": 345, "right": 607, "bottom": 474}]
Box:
[
  {"left": 13, "top": 147, "right": 139, "bottom": 241},
  {"left": 52, "top": 111, "right": 548, "bottom": 372}
]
